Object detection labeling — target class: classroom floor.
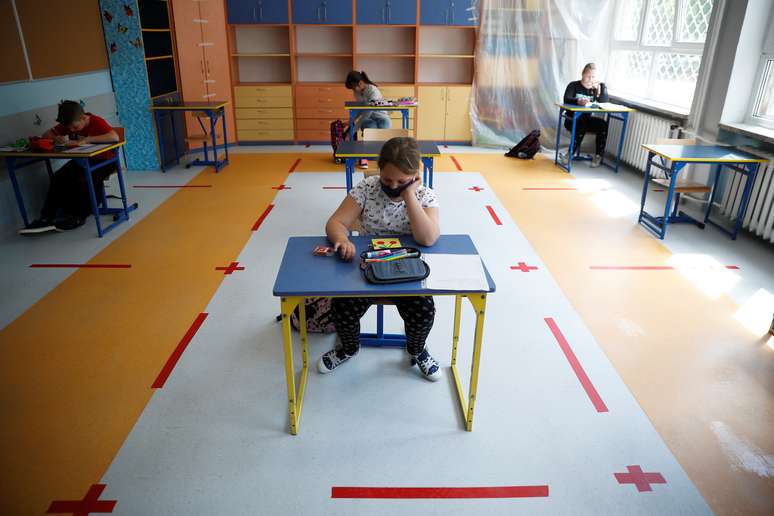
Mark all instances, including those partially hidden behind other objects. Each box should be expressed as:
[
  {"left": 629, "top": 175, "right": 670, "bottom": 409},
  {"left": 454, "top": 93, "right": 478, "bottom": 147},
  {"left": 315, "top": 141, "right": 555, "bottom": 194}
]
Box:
[{"left": 1, "top": 147, "right": 772, "bottom": 515}]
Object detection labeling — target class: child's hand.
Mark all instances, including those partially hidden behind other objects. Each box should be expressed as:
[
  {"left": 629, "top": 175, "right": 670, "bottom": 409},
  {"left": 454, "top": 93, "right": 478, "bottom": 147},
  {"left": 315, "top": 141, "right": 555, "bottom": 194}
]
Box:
[
  {"left": 53, "top": 135, "right": 67, "bottom": 145},
  {"left": 332, "top": 239, "right": 356, "bottom": 261},
  {"left": 578, "top": 98, "right": 591, "bottom": 106},
  {"left": 400, "top": 176, "right": 420, "bottom": 200}
]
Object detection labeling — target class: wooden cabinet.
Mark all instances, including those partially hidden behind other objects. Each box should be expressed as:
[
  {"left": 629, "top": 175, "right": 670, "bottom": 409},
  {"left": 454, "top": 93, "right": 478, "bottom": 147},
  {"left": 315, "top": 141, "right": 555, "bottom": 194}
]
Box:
[
  {"left": 294, "top": 85, "right": 349, "bottom": 141},
  {"left": 420, "top": 0, "right": 478, "bottom": 25},
  {"left": 357, "top": 0, "right": 416, "bottom": 24},
  {"left": 172, "top": 0, "right": 236, "bottom": 147},
  {"left": 417, "top": 85, "right": 470, "bottom": 140},
  {"left": 227, "top": 0, "right": 289, "bottom": 24},
  {"left": 292, "top": 0, "right": 353, "bottom": 24},
  {"left": 235, "top": 86, "right": 294, "bottom": 141}
]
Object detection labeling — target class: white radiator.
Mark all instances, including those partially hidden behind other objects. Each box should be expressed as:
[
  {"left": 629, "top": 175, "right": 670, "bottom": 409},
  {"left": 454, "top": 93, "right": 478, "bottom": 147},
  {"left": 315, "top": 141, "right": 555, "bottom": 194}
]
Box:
[
  {"left": 605, "top": 111, "right": 676, "bottom": 173},
  {"left": 719, "top": 148, "right": 774, "bottom": 244}
]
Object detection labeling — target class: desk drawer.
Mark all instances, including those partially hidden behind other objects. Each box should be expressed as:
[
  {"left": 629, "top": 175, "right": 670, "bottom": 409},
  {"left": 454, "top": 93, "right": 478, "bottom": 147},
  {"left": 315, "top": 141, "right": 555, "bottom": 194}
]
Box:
[
  {"left": 238, "top": 129, "right": 294, "bottom": 141},
  {"left": 235, "top": 96, "right": 293, "bottom": 108},
  {"left": 237, "top": 119, "right": 294, "bottom": 131},
  {"left": 236, "top": 108, "right": 293, "bottom": 119},
  {"left": 295, "top": 95, "right": 349, "bottom": 109},
  {"left": 234, "top": 85, "right": 292, "bottom": 99},
  {"left": 295, "top": 107, "right": 347, "bottom": 119},
  {"left": 296, "top": 85, "right": 349, "bottom": 98}
]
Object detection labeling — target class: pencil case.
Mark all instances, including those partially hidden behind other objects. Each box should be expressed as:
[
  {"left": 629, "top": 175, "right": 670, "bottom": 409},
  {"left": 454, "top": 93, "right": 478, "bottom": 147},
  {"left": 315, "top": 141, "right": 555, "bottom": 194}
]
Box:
[{"left": 360, "top": 247, "right": 430, "bottom": 284}]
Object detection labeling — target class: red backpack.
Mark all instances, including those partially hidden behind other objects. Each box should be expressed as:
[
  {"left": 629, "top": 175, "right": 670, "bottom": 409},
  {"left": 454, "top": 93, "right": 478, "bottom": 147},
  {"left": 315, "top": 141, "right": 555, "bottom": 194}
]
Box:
[
  {"left": 330, "top": 120, "right": 347, "bottom": 164},
  {"left": 505, "top": 129, "right": 541, "bottom": 159}
]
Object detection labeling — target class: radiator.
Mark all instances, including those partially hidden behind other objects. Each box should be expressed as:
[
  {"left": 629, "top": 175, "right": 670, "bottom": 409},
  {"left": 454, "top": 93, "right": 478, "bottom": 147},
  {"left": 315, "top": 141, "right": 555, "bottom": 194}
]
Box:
[
  {"left": 605, "top": 111, "right": 676, "bottom": 173},
  {"left": 719, "top": 148, "right": 774, "bottom": 244}
]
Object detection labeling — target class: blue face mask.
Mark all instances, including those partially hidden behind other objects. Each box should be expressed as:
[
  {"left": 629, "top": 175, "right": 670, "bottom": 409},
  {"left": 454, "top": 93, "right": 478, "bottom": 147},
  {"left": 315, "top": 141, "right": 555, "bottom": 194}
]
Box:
[{"left": 381, "top": 178, "right": 416, "bottom": 198}]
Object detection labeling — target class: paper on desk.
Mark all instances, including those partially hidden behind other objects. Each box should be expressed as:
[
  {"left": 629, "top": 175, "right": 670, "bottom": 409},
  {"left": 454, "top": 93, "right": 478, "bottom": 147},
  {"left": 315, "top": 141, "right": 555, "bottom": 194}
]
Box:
[
  {"left": 62, "top": 143, "right": 112, "bottom": 153},
  {"left": 596, "top": 102, "right": 628, "bottom": 110},
  {"left": 422, "top": 254, "right": 489, "bottom": 291}
]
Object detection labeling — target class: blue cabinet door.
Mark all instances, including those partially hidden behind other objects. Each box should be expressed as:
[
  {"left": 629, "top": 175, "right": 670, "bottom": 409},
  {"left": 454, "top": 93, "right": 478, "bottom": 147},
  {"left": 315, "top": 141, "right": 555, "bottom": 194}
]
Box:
[
  {"left": 293, "top": 0, "right": 352, "bottom": 24},
  {"left": 448, "top": 0, "right": 478, "bottom": 26},
  {"left": 357, "top": 0, "right": 416, "bottom": 24},
  {"left": 227, "top": 0, "right": 254, "bottom": 23},
  {"left": 228, "top": 0, "right": 289, "bottom": 23},
  {"left": 420, "top": 0, "right": 449, "bottom": 24}
]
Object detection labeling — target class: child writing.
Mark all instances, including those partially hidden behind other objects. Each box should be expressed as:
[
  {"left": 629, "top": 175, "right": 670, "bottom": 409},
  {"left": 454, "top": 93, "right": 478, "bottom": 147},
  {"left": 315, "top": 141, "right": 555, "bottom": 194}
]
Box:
[
  {"left": 345, "top": 70, "right": 392, "bottom": 169},
  {"left": 19, "top": 100, "right": 120, "bottom": 234},
  {"left": 319, "top": 137, "right": 442, "bottom": 381},
  {"left": 560, "top": 62, "right": 610, "bottom": 168}
]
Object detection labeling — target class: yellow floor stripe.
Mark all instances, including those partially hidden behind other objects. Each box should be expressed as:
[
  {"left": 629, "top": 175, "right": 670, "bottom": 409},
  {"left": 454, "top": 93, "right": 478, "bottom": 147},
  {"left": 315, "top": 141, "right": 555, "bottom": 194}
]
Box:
[{"left": 0, "top": 154, "right": 293, "bottom": 515}]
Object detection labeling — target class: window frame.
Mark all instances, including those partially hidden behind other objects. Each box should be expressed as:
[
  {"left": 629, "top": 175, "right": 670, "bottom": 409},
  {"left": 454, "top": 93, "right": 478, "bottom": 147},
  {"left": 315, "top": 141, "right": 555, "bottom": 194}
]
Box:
[
  {"left": 609, "top": 0, "right": 712, "bottom": 110},
  {"left": 747, "top": 54, "right": 774, "bottom": 130}
]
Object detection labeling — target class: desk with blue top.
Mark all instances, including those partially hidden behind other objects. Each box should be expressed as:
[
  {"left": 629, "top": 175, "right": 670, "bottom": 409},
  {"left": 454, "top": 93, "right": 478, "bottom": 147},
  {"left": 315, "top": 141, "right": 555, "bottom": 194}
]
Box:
[
  {"left": 272, "top": 234, "right": 496, "bottom": 435},
  {"left": 345, "top": 101, "right": 417, "bottom": 139},
  {"left": 638, "top": 144, "right": 768, "bottom": 239},
  {"left": 335, "top": 140, "right": 441, "bottom": 190}
]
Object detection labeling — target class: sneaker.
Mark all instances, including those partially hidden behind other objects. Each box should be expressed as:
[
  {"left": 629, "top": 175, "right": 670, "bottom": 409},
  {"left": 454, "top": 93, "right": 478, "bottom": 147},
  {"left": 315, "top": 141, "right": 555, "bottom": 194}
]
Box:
[
  {"left": 317, "top": 348, "right": 356, "bottom": 374},
  {"left": 358, "top": 159, "right": 369, "bottom": 169},
  {"left": 18, "top": 219, "right": 57, "bottom": 235},
  {"left": 410, "top": 349, "right": 443, "bottom": 382},
  {"left": 558, "top": 152, "right": 569, "bottom": 165},
  {"left": 55, "top": 215, "right": 85, "bottom": 231},
  {"left": 591, "top": 155, "right": 603, "bottom": 168}
]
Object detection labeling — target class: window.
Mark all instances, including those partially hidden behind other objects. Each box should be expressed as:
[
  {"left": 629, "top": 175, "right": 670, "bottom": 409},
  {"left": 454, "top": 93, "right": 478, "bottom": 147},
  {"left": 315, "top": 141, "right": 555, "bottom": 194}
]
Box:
[
  {"left": 608, "top": 0, "right": 714, "bottom": 111},
  {"left": 749, "top": 55, "right": 774, "bottom": 130}
]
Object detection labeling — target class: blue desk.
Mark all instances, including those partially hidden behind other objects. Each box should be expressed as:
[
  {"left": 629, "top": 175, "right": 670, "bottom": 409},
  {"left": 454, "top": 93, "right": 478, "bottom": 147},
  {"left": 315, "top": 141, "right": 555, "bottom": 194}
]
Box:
[
  {"left": 150, "top": 101, "right": 230, "bottom": 173},
  {"left": 273, "top": 234, "right": 496, "bottom": 434},
  {"left": 554, "top": 103, "right": 634, "bottom": 174},
  {"left": 638, "top": 144, "right": 768, "bottom": 239},
  {"left": 0, "top": 143, "right": 138, "bottom": 237},
  {"left": 345, "top": 101, "right": 416, "bottom": 140},
  {"left": 334, "top": 140, "right": 441, "bottom": 190}
]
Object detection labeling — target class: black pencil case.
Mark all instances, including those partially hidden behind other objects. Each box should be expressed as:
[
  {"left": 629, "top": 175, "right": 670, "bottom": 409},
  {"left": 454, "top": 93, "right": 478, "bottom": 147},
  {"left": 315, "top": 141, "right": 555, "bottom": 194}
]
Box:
[{"left": 360, "top": 247, "right": 430, "bottom": 284}]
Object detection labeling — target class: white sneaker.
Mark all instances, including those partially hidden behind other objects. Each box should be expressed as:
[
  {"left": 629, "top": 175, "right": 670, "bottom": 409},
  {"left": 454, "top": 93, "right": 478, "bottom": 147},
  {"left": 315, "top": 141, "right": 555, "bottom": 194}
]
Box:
[
  {"left": 317, "top": 348, "right": 356, "bottom": 374},
  {"left": 410, "top": 349, "right": 443, "bottom": 382},
  {"left": 358, "top": 159, "right": 369, "bottom": 169},
  {"left": 558, "top": 152, "right": 569, "bottom": 165},
  {"left": 591, "top": 155, "right": 603, "bottom": 168}
]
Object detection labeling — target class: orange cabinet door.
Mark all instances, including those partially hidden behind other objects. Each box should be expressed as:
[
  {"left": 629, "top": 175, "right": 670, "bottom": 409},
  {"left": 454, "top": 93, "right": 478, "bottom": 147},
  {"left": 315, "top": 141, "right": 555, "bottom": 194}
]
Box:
[
  {"left": 171, "top": 0, "right": 207, "bottom": 146},
  {"left": 199, "top": 0, "right": 237, "bottom": 143}
]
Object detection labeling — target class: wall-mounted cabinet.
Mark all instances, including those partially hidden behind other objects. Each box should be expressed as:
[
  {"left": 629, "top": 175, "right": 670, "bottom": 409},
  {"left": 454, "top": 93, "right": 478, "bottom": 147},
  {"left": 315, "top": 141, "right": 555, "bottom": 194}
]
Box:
[
  {"left": 420, "top": 0, "right": 479, "bottom": 25},
  {"left": 292, "top": 0, "right": 353, "bottom": 24},
  {"left": 356, "top": 0, "right": 417, "bottom": 24},
  {"left": 227, "top": 0, "right": 289, "bottom": 24}
]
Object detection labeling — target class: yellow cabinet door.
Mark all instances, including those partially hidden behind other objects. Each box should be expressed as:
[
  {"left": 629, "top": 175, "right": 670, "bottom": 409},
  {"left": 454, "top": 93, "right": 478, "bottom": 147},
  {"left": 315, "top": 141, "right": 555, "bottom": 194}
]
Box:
[
  {"left": 444, "top": 86, "right": 472, "bottom": 141},
  {"left": 417, "top": 86, "right": 446, "bottom": 140}
]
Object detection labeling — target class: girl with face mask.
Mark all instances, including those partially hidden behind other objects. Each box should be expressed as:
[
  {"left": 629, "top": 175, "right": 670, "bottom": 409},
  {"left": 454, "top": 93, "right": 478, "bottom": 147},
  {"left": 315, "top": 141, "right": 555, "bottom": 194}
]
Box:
[
  {"left": 345, "top": 70, "right": 392, "bottom": 169},
  {"left": 559, "top": 62, "right": 610, "bottom": 168},
  {"left": 319, "top": 137, "right": 442, "bottom": 382}
]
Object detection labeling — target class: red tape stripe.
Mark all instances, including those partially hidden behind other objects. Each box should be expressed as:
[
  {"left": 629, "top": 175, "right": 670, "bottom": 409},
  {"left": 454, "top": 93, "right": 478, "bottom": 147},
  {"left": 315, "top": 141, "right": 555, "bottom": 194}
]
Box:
[
  {"left": 450, "top": 156, "right": 463, "bottom": 171},
  {"left": 544, "top": 317, "right": 608, "bottom": 413},
  {"left": 133, "top": 185, "right": 212, "bottom": 188},
  {"left": 322, "top": 186, "right": 347, "bottom": 189},
  {"left": 485, "top": 205, "right": 502, "bottom": 225},
  {"left": 332, "top": 486, "right": 549, "bottom": 499},
  {"left": 152, "top": 313, "right": 208, "bottom": 388},
  {"left": 522, "top": 188, "right": 578, "bottom": 191},
  {"left": 251, "top": 204, "right": 274, "bottom": 231},
  {"left": 288, "top": 158, "right": 302, "bottom": 173},
  {"left": 591, "top": 265, "right": 740, "bottom": 270},
  {"left": 30, "top": 264, "right": 131, "bottom": 269}
]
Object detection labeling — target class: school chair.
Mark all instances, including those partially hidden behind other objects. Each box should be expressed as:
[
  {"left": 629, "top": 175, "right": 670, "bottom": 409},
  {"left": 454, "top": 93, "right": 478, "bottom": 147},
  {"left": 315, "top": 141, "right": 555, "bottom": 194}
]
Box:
[
  {"left": 185, "top": 112, "right": 223, "bottom": 168},
  {"left": 361, "top": 128, "right": 410, "bottom": 178},
  {"left": 101, "top": 127, "right": 127, "bottom": 208}
]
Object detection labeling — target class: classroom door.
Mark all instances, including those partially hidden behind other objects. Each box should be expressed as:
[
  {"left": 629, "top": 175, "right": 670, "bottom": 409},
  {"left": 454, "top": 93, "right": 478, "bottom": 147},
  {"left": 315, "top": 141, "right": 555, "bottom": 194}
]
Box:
[
  {"left": 417, "top": 86, "right": 446, "bottom": 140},
  {"left": 200, "top": 0, "right": 237, "bottom": 142}
]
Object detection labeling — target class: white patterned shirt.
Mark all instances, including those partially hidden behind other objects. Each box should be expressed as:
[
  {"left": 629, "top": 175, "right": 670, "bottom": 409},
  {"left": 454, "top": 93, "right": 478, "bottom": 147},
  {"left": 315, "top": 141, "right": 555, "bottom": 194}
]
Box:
[{"left": 349, "top": 175, "right": 439, "bottom": 235}]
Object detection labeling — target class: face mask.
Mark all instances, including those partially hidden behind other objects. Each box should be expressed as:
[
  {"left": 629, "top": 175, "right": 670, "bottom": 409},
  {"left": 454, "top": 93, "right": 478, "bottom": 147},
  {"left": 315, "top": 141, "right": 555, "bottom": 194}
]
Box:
[{"left": 380, "top": 178, "right": 416, "bottom": 198}]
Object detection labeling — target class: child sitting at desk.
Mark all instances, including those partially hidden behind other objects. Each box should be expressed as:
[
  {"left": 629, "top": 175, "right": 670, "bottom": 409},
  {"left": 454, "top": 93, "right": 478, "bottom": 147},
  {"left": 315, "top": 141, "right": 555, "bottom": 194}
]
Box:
[
  {"left": 19, "top": 100, "right": 119, "bottom": 234},
  {"left": 320, "top": 137, "right": 442, "bottom": 381},
  {"left": 345, "top": 70, "right": 391, "bottom": 170},
  {"left": 560, "top": 62, "right": 609, "bottom": 168}
]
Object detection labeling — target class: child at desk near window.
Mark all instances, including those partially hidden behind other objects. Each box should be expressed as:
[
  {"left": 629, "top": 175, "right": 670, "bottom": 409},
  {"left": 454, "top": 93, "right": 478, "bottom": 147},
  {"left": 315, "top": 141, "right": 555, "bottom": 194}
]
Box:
[
  {"left": 19, "top": 101, "right": 119, "bottom": 234},
  {"left": 345, "top": 70, "right": 392, "bottom": 169},
  {"left": 320, "top": 137, "right": 443, "bottom": 381},
  {"left": 560, "top": 62, "right": 609, "bottom": 168}
]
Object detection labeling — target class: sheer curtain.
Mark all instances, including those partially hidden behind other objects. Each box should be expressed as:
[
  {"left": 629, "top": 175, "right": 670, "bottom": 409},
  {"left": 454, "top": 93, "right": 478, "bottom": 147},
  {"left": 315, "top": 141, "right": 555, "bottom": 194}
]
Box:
[{"left": 471, "top": 0, "right": 615, "bottom": 148}]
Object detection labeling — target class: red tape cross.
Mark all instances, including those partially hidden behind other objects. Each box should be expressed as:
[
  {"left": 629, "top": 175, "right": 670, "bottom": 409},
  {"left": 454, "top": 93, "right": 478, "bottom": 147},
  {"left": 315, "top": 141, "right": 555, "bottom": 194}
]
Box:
[
  {"left": 47, "top": 484, "right": 116, "bottom": 515},
  {"left": 485, "top": 205, "right": 502, "bottom": 225},
  {"left": 450, "top": 156, "right": 463, "bottom": 171},
  {"left": 544, "top": 317, "right": 608, "bottom": 413},
  {"left": 332, "top": 486, "right": 549, "bottom": 499},
  {"left": 251, "top": 204, "right": 274, "bottom": 231},
  {"left": 615, "top": 465, "right": 667, "bottom": 492},
  {"left": 288, "top": 158, "right": 302, "bottom": 173},
  {"left": 152, "top": 313, "right": 208, "bottom": 389},
  {"left": 30, "top": 264, "right": 131, "bottom": 269}
]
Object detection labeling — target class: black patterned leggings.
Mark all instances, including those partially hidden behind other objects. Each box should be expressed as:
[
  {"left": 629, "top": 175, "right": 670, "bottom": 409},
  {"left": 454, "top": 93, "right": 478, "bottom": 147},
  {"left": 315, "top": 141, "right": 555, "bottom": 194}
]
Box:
[
  {"left": 331, "top": 297, "right": 435, "bottom": 356},
  {"left": 565, "top": 114, "right": 608, "bottom": 156}
]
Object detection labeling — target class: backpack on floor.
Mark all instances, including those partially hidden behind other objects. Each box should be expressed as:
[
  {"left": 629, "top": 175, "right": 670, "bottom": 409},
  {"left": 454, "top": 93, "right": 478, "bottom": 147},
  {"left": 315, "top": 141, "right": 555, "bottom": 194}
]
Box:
[
  {"left": 330, "top": 120, "right": 348, "bottom": 164},
  {"left": 276, "top": 297, "right": 336, "bottom": 333},
  {"left": 505, "top": 129, "right": 541, "bottom": 159}
]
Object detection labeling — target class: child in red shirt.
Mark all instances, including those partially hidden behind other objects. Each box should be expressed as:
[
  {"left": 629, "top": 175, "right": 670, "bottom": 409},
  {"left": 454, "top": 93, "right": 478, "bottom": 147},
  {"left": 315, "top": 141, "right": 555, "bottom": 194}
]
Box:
[{"left": 20, "top": 101, "right": 120, "bottom": 234}]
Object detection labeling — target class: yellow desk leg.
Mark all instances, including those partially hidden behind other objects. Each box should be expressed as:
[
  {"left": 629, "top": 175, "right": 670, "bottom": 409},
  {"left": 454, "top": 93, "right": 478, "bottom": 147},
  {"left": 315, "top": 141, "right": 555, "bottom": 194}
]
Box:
[
  {"left": 450, "top": 293, "right": 487, "bottom": 431},
  {"left": 280, "top": 296, "right": 308, "bottom": 435}
]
